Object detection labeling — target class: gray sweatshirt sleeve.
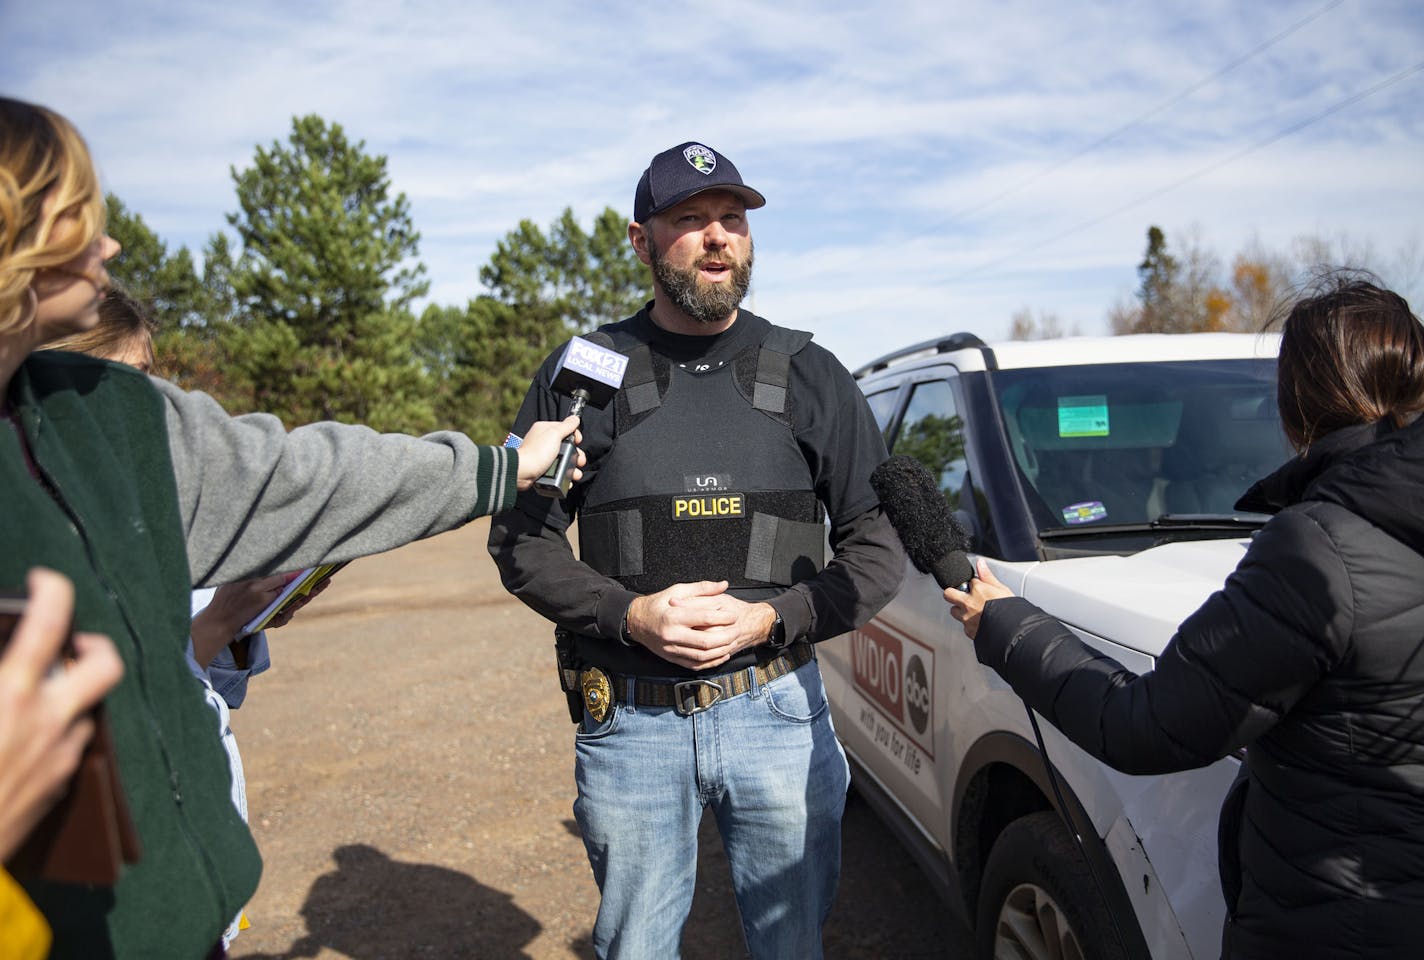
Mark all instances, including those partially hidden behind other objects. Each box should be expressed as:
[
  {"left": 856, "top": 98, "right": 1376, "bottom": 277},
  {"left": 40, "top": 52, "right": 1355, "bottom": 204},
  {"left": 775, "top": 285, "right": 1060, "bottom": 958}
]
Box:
[{"left": 153, "top": 378, "right": 519, "bottom": 587}]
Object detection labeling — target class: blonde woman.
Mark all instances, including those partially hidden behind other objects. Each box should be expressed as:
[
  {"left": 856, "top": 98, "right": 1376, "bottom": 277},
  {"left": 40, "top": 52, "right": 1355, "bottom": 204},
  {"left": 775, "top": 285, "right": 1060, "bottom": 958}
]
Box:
[{"left": 1, "top": 96, "right": 582, "bottom": 959}]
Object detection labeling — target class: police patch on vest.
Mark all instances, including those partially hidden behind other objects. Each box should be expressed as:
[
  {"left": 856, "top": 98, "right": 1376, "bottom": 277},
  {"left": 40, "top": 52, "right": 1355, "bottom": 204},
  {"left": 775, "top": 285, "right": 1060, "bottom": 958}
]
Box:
[{"left": 671, "top": 494, "right": 745, "bottom": 520}]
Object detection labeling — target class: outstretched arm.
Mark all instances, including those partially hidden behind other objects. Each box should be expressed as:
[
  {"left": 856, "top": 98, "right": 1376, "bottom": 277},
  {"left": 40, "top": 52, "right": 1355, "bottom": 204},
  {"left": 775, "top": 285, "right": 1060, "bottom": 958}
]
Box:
[
  {"left": 158, "top": 378, "right": 580, "bottom": 587},
  {"left": 961, "top": 511, "right": 1352, "bottom": 774}
]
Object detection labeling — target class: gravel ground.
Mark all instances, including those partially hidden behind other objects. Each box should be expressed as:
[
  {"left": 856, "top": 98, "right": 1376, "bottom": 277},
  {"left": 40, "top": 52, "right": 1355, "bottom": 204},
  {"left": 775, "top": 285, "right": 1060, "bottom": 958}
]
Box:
[{"left": 226, "top": 520, "right": 971, "bottom": 959}]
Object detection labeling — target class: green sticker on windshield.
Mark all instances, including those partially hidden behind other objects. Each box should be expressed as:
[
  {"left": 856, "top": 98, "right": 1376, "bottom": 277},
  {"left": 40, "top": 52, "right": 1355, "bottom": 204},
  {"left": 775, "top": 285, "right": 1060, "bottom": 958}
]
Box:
[{"left": 1058, "top": 395, "right": 1109, "bottom": 437}]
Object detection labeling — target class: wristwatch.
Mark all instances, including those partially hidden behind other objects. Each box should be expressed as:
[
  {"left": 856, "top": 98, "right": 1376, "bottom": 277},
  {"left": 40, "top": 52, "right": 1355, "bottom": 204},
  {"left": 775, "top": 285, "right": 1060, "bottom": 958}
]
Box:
[{"left": 766, "top": 611, "right": 789, "bottom": 649}]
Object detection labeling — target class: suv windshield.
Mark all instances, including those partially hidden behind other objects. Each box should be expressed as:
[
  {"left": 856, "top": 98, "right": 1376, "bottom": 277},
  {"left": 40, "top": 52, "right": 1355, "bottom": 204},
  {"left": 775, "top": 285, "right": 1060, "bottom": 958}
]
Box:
[{"left": 992, "top": 358, "right": 1290, "bottom": 535}]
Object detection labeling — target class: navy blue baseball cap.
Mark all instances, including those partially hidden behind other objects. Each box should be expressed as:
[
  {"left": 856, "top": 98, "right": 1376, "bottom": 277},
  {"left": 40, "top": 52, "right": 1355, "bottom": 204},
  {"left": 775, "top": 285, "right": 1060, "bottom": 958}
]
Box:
[{"left": 633, "top": 142, "right": 766, "bottom": 223}]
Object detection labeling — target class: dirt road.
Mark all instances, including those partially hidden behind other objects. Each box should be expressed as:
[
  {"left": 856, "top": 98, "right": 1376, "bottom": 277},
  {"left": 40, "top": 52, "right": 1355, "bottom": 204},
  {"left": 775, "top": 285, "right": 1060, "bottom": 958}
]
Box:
[{"left": 228, "top": 520, "right": 970, "bottom": 959}]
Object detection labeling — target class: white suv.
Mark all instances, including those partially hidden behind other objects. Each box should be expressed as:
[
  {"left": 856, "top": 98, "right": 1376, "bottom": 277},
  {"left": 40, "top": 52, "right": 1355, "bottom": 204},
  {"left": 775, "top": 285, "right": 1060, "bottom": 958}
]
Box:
[{"left": 820, "top": 332, "right": 1288, "bottom": 960}]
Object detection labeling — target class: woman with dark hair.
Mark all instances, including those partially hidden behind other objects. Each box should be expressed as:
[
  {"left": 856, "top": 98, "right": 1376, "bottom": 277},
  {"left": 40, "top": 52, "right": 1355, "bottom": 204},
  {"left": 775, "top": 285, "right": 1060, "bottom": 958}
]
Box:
[
  {"left": 44, "top": 284, "right": 158, "bottom": 372},
  {"left": 946, "top": 272, "right": 1424, "bottom": 959},
  {"left": 0, "top": 96, "right": 582, "bottom": 958}
]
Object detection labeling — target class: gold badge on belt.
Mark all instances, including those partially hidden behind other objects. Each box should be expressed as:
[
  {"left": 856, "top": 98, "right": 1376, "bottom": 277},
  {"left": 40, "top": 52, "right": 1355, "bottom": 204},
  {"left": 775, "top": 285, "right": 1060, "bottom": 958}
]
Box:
[{"left": 581, "top": 666, "right": 613, "bottom": 723}]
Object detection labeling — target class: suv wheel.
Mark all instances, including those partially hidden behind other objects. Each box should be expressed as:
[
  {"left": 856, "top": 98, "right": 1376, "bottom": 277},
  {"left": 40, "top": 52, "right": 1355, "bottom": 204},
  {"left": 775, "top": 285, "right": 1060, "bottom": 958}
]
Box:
[{"left": 976, "top": 811, "right": 1132, "bottom": 960}]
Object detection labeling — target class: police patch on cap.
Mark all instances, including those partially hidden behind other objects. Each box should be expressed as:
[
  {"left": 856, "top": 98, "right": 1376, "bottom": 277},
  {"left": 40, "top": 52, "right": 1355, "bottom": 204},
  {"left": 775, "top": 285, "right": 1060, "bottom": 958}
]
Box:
[
  {"left": 634, "top": 141, "right": 766, "bottom": 223},
  {"left": 684, "top": 144, "right": 717, "bottom": 175}
]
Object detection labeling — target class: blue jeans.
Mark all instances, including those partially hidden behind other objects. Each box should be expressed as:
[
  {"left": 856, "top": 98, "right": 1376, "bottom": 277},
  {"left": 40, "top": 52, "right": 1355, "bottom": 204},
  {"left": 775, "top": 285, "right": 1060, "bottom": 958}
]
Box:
[{"left": 573, "top": 655, "right": 850, "bottom": 960}]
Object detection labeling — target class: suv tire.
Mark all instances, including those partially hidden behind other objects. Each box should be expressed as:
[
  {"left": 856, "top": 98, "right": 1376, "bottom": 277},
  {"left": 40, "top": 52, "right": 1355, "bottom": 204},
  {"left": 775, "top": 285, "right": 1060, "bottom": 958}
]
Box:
[{"left": 976, "top": 811, "right": 1133, "bottom": 960}]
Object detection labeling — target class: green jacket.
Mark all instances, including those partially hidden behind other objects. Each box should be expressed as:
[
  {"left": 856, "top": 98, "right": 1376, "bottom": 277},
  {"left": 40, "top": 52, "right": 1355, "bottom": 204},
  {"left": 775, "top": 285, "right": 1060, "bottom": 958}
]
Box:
[{"left": 2, "top": 352, "right": 518, "bottom": 958}]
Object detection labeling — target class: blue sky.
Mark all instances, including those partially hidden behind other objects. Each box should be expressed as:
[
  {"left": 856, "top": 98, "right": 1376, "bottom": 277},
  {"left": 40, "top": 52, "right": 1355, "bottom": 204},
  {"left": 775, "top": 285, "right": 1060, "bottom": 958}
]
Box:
[{"left": 3, "top": 0, "right": 1422, "bottom": 369}]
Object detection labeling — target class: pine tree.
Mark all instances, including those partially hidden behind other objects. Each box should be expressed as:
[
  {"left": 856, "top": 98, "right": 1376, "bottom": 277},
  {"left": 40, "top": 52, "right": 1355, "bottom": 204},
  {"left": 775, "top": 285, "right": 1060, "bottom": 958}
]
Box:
[
  {"left": 1135, "top": 226, "right": 1179, "bottom": 334},
  {"left": 418, "top": 206, "right": 649, "bottom": 438},
  {"left": 223, "top": 115, "right": 433, "bottom": 430},
  {"left": 480, "top": 206, "right": 647, "bottom": 334},
  {"left": 104, "top": 194, "right": 206, "bottom": 326}
]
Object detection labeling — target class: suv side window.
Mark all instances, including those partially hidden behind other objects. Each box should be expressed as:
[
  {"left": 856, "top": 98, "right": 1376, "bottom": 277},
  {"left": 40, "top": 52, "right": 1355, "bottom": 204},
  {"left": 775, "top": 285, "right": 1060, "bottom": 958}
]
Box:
[
  {"left": 864, "top": 388, "right": 901, "bottom": 437},
  {"left": 891, "top": 379, "right": 969, "bottom": 510}
]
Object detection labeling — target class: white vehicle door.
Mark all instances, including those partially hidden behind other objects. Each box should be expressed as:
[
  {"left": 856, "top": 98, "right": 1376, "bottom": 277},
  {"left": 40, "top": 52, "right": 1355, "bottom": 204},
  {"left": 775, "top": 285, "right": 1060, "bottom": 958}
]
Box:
[{"left": 828, "top": 375, "right": 970, "bottom": 841}]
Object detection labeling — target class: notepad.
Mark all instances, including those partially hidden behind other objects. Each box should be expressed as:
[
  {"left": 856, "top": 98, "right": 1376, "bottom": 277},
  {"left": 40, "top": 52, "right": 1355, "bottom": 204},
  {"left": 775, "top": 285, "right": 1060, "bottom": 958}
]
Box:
[{"left": 240, "top": 562, "right": 347, "bottom": 636}]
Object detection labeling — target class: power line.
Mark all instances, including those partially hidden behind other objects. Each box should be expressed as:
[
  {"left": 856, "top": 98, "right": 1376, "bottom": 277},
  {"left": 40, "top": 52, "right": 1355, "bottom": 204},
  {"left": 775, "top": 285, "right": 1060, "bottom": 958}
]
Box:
[
  {"left": 955, "top": 57, "right": 1424, "bottom": 279},
  {"left": 813, "top": 55, "right": 1423, "bottom": 324},
  {"left": 936, "top": 0, "right": 1347, "bottom": 226}
]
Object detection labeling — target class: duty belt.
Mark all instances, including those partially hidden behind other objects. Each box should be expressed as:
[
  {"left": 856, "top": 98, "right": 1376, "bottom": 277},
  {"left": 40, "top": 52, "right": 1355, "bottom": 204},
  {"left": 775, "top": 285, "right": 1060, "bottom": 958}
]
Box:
[{"left": 585, "top": 643, "right": 813, "bottom": 719}]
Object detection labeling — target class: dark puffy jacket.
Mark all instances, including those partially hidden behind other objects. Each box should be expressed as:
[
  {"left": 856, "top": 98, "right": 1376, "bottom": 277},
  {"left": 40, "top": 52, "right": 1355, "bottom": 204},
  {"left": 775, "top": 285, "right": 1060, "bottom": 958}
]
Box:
[{"left": 975, "top": 415, "right": 1424, "bottom": 960}]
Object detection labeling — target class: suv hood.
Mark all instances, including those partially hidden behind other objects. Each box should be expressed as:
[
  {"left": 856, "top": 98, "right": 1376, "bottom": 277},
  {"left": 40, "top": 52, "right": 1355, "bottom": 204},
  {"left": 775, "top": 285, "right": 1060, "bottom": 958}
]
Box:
[{"left": 1014, "top": 538, "right": 1251, "bottom": 658}]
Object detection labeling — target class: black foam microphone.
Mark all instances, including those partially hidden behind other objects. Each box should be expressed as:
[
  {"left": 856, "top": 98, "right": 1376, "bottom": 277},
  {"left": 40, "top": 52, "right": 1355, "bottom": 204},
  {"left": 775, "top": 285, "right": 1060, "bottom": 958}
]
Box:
[
  {"left": 869, "top": 454, "right": 974, "bottom": 589},
  {"left": 535, "top": 333, "right": 627, "bottom": 499}
]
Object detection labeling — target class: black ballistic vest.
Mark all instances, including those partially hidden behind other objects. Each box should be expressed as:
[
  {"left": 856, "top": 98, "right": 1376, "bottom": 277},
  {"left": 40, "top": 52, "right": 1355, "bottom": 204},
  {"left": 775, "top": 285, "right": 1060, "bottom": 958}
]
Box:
[{"left": 576, "top": 325, "right": 827, "bottom": 596}]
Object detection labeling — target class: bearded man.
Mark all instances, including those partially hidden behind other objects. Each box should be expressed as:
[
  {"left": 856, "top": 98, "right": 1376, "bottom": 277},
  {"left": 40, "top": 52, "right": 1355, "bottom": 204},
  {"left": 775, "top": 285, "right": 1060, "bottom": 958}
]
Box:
[{"left": 488, "top": 142, "right": 902, "bottom": 959}]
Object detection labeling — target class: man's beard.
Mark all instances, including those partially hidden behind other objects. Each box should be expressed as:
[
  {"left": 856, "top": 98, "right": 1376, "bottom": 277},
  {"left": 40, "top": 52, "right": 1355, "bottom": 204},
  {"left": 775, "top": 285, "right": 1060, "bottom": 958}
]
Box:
[{"left": 648, "top": 238, "right": 754, "bottom": 325}]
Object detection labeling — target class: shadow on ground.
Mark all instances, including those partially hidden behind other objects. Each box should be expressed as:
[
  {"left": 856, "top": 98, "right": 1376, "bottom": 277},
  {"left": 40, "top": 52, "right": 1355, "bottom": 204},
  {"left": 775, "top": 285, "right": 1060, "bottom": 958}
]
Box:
[
  {"left": 239, "top": 843, "right": 540, "bottom": 959},
  {"left": 243, "top": 790, "right": 963, "bottom": 960}
]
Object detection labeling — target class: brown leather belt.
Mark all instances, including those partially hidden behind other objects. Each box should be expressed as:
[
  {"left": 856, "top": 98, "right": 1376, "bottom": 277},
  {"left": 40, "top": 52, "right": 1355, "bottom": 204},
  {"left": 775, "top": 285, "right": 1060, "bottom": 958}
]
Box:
[{"left": 608, "top": 643, "right": 813, "bottom": 717}]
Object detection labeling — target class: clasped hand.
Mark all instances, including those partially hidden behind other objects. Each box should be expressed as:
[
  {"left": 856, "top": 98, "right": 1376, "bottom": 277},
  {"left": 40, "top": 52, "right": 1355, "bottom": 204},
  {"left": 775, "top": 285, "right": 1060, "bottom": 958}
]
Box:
[{"left": 625, "top": 581, "right": 778, "bottom": 671}]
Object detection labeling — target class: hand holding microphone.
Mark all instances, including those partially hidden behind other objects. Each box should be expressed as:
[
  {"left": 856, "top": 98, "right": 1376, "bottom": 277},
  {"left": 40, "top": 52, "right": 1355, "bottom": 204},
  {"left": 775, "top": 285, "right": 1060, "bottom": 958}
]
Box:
[
  {"left": 534, "top": 334, "right": 627, "bottom": 499},
  {"left": 943, "top": 558, "right": 1012, "bottom": 640},
  {"left": 516, "top": 416, "right": 585, "bottom": 492}
]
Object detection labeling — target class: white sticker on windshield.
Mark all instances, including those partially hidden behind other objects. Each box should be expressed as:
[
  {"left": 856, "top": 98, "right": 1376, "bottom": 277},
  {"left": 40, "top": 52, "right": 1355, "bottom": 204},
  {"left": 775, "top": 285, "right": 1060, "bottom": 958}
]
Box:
[
  {"left": 1058, "top": 395, "right": 1109, "bottom": 437},
  {"left": 1062, "top": 500, "right": 1107, "bottom": 525}
]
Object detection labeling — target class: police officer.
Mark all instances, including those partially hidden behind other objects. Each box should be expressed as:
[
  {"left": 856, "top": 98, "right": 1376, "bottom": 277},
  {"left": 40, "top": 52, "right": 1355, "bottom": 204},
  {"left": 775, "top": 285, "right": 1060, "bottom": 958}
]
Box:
[{"left": 488, "top": 141, "right": 903, "bottom": 959}]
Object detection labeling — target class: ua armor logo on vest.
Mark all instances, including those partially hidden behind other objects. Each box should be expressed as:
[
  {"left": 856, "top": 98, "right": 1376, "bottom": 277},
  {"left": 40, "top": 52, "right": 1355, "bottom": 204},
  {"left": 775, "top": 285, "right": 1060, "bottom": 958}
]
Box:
[
  {"left": 672, "top": 494, "right": 745, "bottom": 519},
  {"left": 689, "top": 474, "right": 732, "bottom": 490}
]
